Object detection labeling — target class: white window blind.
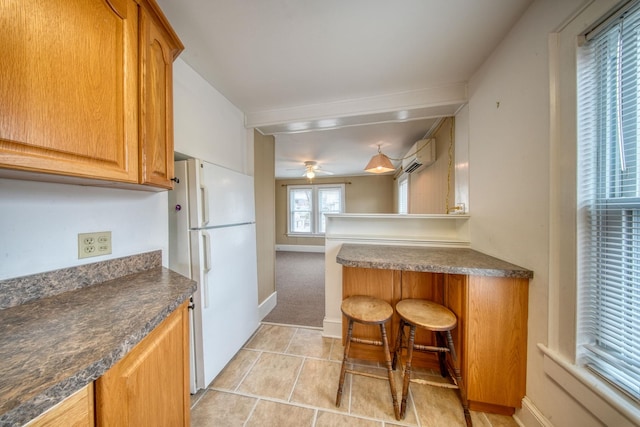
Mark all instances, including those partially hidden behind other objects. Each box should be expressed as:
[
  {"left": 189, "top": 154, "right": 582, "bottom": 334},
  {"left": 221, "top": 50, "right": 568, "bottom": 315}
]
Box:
[{"left": 577, "top": 0, "right": 640, "bottom": 402}]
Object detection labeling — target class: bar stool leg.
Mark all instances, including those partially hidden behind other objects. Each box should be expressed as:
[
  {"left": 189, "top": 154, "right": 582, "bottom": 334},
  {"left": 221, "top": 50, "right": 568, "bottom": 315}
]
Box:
[
  {"left": 435, "top": 332, "right": 448, "bottom": 377},
  {"left": 336, "top": 319, "right": 354, "bottom": 407},
  {"left": 446, "top": 330, "right": 472, "bottom": 427},
  {"left": 392, "top": 319, "right": 405, "bottom": 370},
  {"left": 399, "top": 324, "right": 416, "bottom": 419},
  {"left": 379, "top": 323, "right": 400, "bottom": 420}
]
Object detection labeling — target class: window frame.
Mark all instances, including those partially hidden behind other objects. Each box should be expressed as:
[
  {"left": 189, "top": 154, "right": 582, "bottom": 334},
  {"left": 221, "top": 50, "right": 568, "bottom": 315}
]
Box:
[
  {"left": 286, "top": 183, "right": 345, "bottom": 236},
  {"left": 576, "top": 1, "right": 640, "bottom": 402},
  {"left": 545, "top": 0, "right": 640, "bottom": 423}
]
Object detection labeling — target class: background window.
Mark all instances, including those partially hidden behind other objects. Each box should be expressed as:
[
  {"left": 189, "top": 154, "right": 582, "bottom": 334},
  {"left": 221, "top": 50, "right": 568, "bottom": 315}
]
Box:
[
  {"left": 289, "top": 187, "right": 312, "bottom": 233},
  {"left": 317, "top": 187, "right": 342, "bottom": 233},
  {"left": 577, "top": 1, "right": 640, "bottom": 402},
  {"left": 288, "top": 184, "right": 345, "bottom": 235},
  {"left": 398, "top": 176, "right": 408, "bottom": 214}
]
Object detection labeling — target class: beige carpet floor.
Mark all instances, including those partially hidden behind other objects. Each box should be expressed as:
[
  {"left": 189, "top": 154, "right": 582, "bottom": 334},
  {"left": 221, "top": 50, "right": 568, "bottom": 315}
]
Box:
[{"left": 262, "top": 251, "right": 325, "bottom": 328}]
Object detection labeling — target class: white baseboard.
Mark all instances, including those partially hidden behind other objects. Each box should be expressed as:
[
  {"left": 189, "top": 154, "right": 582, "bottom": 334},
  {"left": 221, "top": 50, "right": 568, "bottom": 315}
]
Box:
[
  {"left": 322, "top": 317, "right": 342, "bottom": 338},
  {"left": 514, "top": 396, "right": 552, "bottom": 427},
  {"left": 258, "top": 291, "right": 277, "bottom": 320},
  {"left": 275, "top": 244, "right": 325, "bottom": 253}
]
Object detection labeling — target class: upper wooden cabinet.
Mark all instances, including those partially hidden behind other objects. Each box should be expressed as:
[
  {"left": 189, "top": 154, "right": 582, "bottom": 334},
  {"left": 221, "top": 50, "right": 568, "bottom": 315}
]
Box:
[
  {"left": 0, "top": 0, "right": 182, "bottom": 190},
  {"left": 138, "top": 0, "right": 183, "bottom": 189},
  {"left": 0, "top": 0, "right": 139, "bottom": 183}
]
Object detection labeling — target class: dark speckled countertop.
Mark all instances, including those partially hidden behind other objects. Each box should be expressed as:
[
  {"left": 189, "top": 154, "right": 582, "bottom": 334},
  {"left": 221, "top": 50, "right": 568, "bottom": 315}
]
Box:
[
  {"left": 0, "top": 251, "right": 196, "bottom": 427},
  {"left": 336, "top": 244, "right": 533, "bottom": 278}
]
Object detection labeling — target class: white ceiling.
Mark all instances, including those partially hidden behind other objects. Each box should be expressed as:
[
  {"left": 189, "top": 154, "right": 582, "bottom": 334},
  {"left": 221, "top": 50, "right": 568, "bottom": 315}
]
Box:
[{"left": 157, "top": 0, "right": 533, "bottom": 178}]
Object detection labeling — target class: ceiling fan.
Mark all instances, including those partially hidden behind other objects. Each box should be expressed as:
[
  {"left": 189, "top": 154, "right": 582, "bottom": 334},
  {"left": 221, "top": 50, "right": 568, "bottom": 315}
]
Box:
[{"left": 301, "top": 160, "right": 334, "bottom": 179}]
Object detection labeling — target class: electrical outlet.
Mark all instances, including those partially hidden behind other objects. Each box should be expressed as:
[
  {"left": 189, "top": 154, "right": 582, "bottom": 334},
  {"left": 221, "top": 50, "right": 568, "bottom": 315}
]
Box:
[{"left": 78, "top": 231, "right": 112, "bottom": 259}]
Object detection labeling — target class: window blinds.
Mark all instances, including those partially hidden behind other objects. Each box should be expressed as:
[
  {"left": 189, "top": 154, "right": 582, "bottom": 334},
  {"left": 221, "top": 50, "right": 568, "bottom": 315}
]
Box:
[{"left": 577, "top": 0, "right": 640, "bottom": 402}]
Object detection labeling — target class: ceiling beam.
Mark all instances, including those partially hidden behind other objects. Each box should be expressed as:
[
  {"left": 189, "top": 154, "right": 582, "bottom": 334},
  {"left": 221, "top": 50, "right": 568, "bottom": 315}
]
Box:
[{"left": 246, "top": 83, "right": 468, "bottom": 133}]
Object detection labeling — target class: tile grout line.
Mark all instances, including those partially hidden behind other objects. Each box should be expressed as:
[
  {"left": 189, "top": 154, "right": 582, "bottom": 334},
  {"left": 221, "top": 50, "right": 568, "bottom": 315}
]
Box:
[
  {"left": 481, "top": 411, "right": 492, "bottom": 426},
  {"left": 226, "top": 326, "right": 401, "bottom": 425},
  {"left": 287, "top": 354, "right": 307, "bottom": 403},
  {"left": 210, "top": 386, "right": 392, "bottom": 424},
  {"left": 242, "top": 396, "right": 261, "bottom": 427},
  {"left": 189, "top": 387, "right": 208, "bottom": 410},
  {"left": 282, "top": 326, "right": 298, "bottom": 354},
  {"left": 199, "top": 324, "right": 502, "bottom": 427},
  {"left": 347, "top": 369, "right": 352, "bottom": 416},
  {"left": 327, "top": 334, "right": 335, "bottom": 362},
  {"left": 408, "top": 386, "right": 422, "bottom": 427},
  {"left": 233, "top": 349, "right": 263, "bottom": 393}
]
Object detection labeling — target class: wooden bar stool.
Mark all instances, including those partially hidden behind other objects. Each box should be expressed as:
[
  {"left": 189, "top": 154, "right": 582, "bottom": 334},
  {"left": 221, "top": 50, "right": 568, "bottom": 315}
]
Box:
[
  {"left": 336, "top": 295, "right": 400, "bottom": 420},
  {"left": 392, "top": 299, "right": 472, "bottom": 426}
]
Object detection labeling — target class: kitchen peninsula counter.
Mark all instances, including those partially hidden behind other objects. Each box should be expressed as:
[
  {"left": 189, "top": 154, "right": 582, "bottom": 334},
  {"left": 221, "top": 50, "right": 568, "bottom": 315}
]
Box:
[
  {"left": 0, "top": 251, "right": 196, "bottom": 426},
  {"left": 335, "top": 243, "right": 532, "bottom": 415},
  {"left": 336, "top": 243, "right": 533, "bottom": 278}
]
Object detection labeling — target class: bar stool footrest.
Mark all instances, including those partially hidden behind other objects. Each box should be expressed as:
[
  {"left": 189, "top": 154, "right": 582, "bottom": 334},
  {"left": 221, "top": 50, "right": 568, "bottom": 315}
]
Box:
[
  {"left": 413, "top": 344, "right": 451, "bottom": 353},
  {"left": 351, "top": 337, "right": 383, "bottom": 346},
  {"left": 345, "top": 369, "right": 392, "bottom": 382},
  {"left": 409, "top": 377, "right": 459, "bottom": 389}
]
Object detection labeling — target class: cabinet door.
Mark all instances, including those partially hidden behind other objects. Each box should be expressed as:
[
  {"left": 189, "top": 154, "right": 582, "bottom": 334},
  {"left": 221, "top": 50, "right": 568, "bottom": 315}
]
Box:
[
  {"left": 464, "top": 276, "right": 528, "bottom": 412},
  {"left": 138, "top": 0, "right": 183, "bottom": 189},
  {"left": 95, "top": 301, "right": 190, "bottom": 426},
  {"left": 0, "top": 0, "right": 138, "bottom": 182}
]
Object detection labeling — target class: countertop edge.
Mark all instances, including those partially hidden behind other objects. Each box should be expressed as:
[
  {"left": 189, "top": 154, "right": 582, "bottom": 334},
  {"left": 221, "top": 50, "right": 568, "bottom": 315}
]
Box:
[{"left": 336, "top": 244, "right": 534, "bottom": 279}]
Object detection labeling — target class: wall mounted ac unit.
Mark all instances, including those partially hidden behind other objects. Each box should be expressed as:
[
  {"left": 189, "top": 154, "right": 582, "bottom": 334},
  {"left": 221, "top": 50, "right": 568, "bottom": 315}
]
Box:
[{"left": 402, "top": 138, "right": 435, "bottom": 173}]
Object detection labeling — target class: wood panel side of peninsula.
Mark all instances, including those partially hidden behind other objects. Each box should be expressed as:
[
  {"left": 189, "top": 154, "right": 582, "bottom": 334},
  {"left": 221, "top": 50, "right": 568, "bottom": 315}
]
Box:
[{"left": 338, "top": 245, "right": 531, "bottom": 416}]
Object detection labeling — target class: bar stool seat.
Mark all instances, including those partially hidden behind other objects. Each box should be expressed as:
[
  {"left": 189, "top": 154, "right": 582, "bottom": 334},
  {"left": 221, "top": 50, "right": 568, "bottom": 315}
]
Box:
[
  {"left": 396, "top": 299, "right": 457, "bottom": 331},
  {"left": 336, "top": 295, "right": 400, "bottom": 420},
  {"left": 393, "top": 299, "right": 472, "bottom": 426}
]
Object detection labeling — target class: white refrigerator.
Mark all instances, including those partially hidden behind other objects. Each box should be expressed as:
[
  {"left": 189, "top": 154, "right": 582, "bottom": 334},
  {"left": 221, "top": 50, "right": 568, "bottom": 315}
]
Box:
[{"left": 168, "top": 158, "right": 259, "bottom": 393}]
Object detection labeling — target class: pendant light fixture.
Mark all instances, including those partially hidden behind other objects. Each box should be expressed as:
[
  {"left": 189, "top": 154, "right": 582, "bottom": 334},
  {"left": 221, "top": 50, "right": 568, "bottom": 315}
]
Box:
[{"left": 364, "top": 144, "right": 395, "bottom": 173}]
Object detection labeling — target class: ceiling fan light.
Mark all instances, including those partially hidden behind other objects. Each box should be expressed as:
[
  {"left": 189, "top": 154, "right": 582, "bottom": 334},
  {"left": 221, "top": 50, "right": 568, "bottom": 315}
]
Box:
[
  {"left": 305, "top": 169, "right": 315, "bottom": 179},
  {"left": 364, "top": 153, "right": 395, "bottom": 173}
]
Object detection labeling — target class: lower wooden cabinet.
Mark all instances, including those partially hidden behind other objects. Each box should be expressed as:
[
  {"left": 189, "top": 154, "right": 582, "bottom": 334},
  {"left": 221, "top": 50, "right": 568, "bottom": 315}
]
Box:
[
  {"left": 24, "top": 383, "right": 94, "bottom": 427},
  {"left": 445, "top": 274, "right": 528, "bottom": 414},
  {"left": 95, "top": 300, "right": 190, "bottom": 426},
  {"left": 341, "top": 267, "right": 528, "bottom": 415}
]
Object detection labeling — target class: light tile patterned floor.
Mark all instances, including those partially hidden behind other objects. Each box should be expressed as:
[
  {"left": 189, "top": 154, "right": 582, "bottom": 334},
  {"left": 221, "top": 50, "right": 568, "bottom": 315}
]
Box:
[{"left": 190, "top": 324, "right": 520, "bottom": 427}]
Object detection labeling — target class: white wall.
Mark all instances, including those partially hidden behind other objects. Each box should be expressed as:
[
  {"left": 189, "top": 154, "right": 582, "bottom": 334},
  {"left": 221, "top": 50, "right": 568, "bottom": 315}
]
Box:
[
  {"left": 173, "top": 58, "right": 253, "bottom": 174},
  {"left": 0, "top": 59, "right": 253, "bottom": 282},
  {"left": 0, "top": 179, "right": 168, "bottom": 280},
  {"left": 465, "top": 0, "right": 621, "bottom": 426}
]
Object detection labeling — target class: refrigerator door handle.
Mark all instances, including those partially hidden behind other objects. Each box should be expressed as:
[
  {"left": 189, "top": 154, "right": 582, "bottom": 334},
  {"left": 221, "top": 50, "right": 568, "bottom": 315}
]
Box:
[
  {"left": 202, "top": 231, "right": 212, "bottom": 308},
  {"left": 200, "top": 184, "right": 209, "bottom": 226}
]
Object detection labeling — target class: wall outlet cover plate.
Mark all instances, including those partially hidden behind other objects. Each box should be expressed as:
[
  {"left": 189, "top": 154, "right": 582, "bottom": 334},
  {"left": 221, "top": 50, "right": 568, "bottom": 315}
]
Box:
[{"left": 78, "top": 231, "right": 112, "bottom": 259}]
